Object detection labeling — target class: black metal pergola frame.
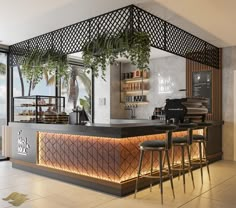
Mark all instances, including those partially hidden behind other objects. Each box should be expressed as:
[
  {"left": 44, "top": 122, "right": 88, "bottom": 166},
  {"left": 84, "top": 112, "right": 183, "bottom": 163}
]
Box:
[{"left": 9, "top": 4, "right": 219, "bottom": 69}]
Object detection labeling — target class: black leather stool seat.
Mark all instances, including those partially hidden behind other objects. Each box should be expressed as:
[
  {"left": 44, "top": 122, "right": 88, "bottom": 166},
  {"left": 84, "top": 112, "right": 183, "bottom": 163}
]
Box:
[
  {"left": 140, "top": 140, "right": 166, "bottom": 148},
  {"left": 173, "top": 137, "right": 188, "bottom": 144},
  {"left": 192, "top": 134, "right": 205, "bottom": 141}
]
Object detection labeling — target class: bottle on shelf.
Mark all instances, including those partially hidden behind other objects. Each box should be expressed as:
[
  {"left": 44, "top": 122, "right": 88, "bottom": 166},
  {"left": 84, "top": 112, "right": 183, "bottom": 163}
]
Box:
[
  {"left": 122, "top": 69, "right": 149, "bottom": 80},
  {"left": 125, "top": 95, "right": 147, "bottom": 103}
]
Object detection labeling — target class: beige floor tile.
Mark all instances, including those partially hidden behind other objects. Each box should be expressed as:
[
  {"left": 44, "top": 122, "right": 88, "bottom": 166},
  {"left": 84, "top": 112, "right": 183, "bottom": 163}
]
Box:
[
  {"left": 201, "top": 176, "right": 236, "bottom": 204},
  {"left": 47, "top": 192, "right": 114, "bottom": 208},
  {"left": 11, "top": 179, "right": 76, "bottom": 197},
  {"left": 1, "top": 160, "right": 236, "bottom": 208},
  {"left": 95, "top": 197, "right": 177, "bottom": 208},
  {"left": 0, "top": 161, "right": 12, "bottom": 168},
  {"left": 0, "top": 175, "right": 48, "bottom": 190},
  {"left": 180, "top": 197, "right": 236, "bottom": 208},
  {"left": 8, "top": 197, "right": 75, "bottom": 208}
]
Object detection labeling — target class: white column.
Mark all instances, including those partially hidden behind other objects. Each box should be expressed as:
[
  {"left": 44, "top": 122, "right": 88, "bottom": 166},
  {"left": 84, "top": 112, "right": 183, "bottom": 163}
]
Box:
[
  {"left": 233, "top": 71, "right": 236, "bottom": 160},
  {"left": 94, "top": 65, "right": 111, "bottom": 124}
]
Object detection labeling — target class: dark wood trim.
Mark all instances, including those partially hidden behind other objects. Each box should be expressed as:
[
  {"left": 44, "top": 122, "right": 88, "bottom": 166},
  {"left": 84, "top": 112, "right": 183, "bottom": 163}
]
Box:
[
  {"left": 186, "top": 49, "right": 222, "bottom": 121},
  {"left": 208, "top": 152, "right": 223, "bottom": 160}
]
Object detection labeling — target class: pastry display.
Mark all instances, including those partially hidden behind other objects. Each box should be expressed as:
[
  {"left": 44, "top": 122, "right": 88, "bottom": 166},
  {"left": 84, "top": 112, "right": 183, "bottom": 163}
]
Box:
[
  {"left": 14, "top": 96, "right": 66, "bottom": 123},
  {"left": 44, "top": 107, "right": 57, "bottom": 123},
  {"left": 57, "top": 112, "right": 69, "bottom": 124}
]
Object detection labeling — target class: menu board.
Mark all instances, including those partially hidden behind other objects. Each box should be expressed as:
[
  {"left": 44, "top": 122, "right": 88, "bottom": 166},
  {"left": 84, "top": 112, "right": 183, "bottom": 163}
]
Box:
[{"left": 192, "top": 71, "right": 212, "bottom": 113}]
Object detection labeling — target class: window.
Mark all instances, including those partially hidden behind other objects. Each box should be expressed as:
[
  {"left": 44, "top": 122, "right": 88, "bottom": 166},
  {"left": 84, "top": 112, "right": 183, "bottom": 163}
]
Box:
[
  {"left": 61, "top": 63, "right": 92, "bottom": 121},
  {"left": 0, "top": 52, "right": 7, "bottom": 156},
  {"left": 13, "top": 66, "right": 55, "bottom": 96}
]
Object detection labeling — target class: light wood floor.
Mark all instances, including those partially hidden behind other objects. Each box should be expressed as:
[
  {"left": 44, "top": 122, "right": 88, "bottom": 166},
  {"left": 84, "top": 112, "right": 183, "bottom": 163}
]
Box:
[{"left": 0, "top": 160, "right": 235, "bottom": 207}]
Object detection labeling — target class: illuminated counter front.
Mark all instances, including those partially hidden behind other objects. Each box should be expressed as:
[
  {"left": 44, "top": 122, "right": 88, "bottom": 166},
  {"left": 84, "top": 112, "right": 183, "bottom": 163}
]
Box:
[{"left": 9, "top": 122, "right": 222, "bottom": 196}]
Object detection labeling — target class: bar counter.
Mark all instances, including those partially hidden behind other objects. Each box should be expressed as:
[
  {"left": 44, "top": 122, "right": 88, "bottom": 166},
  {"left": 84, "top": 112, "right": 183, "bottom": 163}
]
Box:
[{"left": 9, "top": 121, "right": 223, "bottom": 196}]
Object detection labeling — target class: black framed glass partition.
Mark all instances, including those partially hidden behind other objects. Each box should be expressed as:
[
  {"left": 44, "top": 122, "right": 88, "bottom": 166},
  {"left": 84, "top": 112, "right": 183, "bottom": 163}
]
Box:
[
  {"left": 11, "top": 55, "right": 94, "bottom": 123},
  {"left": 0, "top": 51, "right": 8, "bottom": 157},
  {"left": 62, "top": 56, "right": 93, "bottom": 121},
  {"left": 12, "top": 65, "right": 56, "bottom": 97}
]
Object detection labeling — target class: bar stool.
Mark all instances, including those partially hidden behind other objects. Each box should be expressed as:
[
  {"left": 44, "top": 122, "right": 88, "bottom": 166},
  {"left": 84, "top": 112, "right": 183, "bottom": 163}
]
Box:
[
  {"left": 171, "top": 123, "right": 197, "bottom": 193},
  {"left": 191, "top": 122, "right": 212, "bottom": 184},
  {"left": 134, "top": 125, "right": 176, "bottom": 204}
]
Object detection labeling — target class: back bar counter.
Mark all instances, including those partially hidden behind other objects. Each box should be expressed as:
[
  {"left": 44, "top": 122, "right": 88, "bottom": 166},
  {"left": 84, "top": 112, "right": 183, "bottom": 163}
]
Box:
[{"left": 9, "top": 121, "right": 222, "bottom": 196}]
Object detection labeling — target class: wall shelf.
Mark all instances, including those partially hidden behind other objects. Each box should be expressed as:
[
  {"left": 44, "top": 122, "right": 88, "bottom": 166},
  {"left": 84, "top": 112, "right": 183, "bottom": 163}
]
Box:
[
  {"left": 122, "top": 90, "right": 149, "bottom": 94},
  {"left": 122, "top": 78, "right": 149, "bottom": 83},
  {"left": 120, "top": 69, "right": 149, "bottom": 105},
  {"left": 121, "top": 101, "right": 149, "bottom": 105}
]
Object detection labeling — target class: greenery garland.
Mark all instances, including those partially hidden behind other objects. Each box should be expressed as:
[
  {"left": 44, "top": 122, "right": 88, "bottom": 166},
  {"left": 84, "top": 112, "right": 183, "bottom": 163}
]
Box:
[
  {"left": 82, "top": 30, "right": 151, "bottom": 79},
  {"left": 21, "top": 49, "right": 69, "bottom": 87}
]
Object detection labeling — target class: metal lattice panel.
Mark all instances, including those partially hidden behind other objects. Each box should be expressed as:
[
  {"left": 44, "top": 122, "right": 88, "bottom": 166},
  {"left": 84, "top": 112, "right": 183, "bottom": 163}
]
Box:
[
  {"left": 9, "top": 5, "right": 219, "bottom": 69},
  {"left": 133, "top": 6, "right": 166, "bottom": 50}
]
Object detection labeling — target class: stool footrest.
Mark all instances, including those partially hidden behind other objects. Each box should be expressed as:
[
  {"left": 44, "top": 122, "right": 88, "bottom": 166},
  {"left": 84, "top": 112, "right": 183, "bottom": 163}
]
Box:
[
  {"left": 171, "top": 163, "right": 192, "bottom": 171},
  {"left": 191, "top": 158, "right": 208, "bottom": 165},
  {"left": 138, "top": 170, "right": 171, "bottom": 180}
]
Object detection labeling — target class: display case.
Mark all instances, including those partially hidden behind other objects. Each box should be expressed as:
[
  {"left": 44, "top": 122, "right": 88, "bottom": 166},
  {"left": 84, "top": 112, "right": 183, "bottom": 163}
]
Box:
[{"left": 13, "top": 95, "right": 68, "bottom": 123}]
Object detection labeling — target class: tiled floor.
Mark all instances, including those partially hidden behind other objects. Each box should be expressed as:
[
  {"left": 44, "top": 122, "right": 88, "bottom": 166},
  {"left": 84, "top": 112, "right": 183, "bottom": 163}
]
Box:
[{"left": 0, "top": 160, "right": 236, "bottom": 207}]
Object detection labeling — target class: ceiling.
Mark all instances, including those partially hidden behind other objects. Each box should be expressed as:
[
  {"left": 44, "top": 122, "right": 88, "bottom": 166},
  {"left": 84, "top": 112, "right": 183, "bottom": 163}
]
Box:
[
  {"left": 0, "top": 0, "right": 235, "bottom": 47},
  {"left": 149, "top": 0, "right": 236, "bottom": 47},
  {"left": 0, "top": 0, "right": 149, "bottom": 45}
]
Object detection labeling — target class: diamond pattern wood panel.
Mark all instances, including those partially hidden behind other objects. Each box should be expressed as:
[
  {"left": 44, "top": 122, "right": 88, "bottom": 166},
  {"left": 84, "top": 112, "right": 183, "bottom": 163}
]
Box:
[{"left": 38, "top": 130, "right": 202, "bottom": 183}]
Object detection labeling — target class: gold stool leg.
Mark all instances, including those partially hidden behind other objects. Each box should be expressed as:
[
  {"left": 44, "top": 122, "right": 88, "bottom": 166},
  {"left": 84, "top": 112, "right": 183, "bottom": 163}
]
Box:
[
  {"left": 150, "top": 151, "right": 153, "bottom": 192},
  {"left": 172, "top": 146, "right": 181, "bottom": 180},
  {"left": 203, "top": 141, "right": 211, "bottom": 181},
  {"left": 166, "top": 149, "right": 175, "bottom": 199},
  {"left": 171, "top": 145, "right": 175, "bottom": 168},
  {"left": 134, "top": 150, "right": 144, "bottom": 198},
  {"left": 159, "top": 150, "right": 163, "bottom": 204},
  {"left": 181, "top": 146, "right": 186, "bottom": 193},
  {"left": 199, "top": 142, "right": 203, "bottom": 184},
  {"left": 187, "top": 145, "right": 195, "bottom": 188}
]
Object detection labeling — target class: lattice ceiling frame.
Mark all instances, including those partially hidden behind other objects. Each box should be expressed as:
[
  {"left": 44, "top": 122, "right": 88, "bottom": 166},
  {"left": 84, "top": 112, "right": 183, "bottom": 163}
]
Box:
[{"left": 9, "top": 5, "right": 220, "bottom": 69}]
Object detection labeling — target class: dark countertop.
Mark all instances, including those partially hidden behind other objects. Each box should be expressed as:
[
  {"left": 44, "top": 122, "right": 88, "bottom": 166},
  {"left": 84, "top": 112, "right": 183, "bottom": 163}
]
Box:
[{"left": 9, "top": 120, "right": 223, "bottom": 138}]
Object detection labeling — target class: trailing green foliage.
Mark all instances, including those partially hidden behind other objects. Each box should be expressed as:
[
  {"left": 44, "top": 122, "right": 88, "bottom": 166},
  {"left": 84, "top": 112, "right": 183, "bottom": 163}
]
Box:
[
  {"left": 21, "top": 49, "right": 69, "bottom": 87},
  {"left": 80, "top": 95, "right": 91, "bottom": 115},
  {"left": 82, "top": 30, "right": 151, "bottom": 80},
  {"left": 0, "top": 63, "right": 6, "bottom": 75}
]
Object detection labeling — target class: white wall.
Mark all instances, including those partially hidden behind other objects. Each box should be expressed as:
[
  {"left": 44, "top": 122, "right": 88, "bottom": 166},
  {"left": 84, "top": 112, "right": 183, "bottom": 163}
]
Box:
[
  {"left": 135, "top": 55, "right": 186, "bottom": 119},
  {"left": 110, "top": 55, "right": 186, "bottom": 119},
  {"left": 222, "top": 46, "right": 236, "bottom": 160},
  {"left": 110, "top": 63, "right": 128, "bottom": 119},
  {"left": 94, "top": 66, "right": 111, "bottom": 124}
]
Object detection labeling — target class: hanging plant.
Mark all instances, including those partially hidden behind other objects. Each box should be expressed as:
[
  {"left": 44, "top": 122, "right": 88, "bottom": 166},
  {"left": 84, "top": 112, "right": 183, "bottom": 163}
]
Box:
[
  {"left": 82, "top": 30, "right": 151, "bottom": 80},
  {"left": 44, "top": 50, "right": 69, "bottom": 85},
  {"left": 21, "top": 49, "right": 69, "bottom": 93}
]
